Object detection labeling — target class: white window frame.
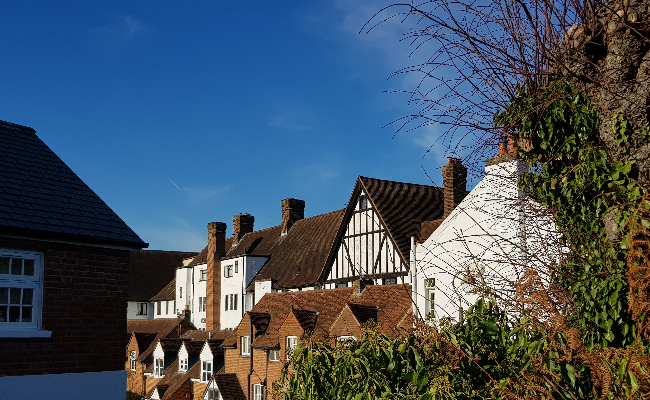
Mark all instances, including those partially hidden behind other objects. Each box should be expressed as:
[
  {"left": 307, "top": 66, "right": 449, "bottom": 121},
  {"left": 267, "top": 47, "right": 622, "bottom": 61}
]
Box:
[
  {"left": 154, "top": 357, "right": 164, "bottom": 377},
  {"left": 425, "top": 278, "right": 435, "bottom": 317},
  {"left": 253, "top": 384, "right": 264, "bottom": 400},
  {"left": 199, "top": 269, "right": 207, "bottom": 281},
  {"left": 337, "top": 336, "right": 357, "bottom": 343},
  {"left": 179, "top": 357, "right": 188, "bottom": 372},
  {"left": 241, "top": 335, "right": 250, "bottom": 356},
  {"left": 268, "top": 349, "right": 279, "bottom": 362},
  {"left": 157, "top": 301, "right": 161, "bottom": 315},
  {"left": 234, "top": 260, "right": 239, "bottom": 273},
  {"left": 224, "top": 265, "right": 233, "bottom": 278},
  {"left": 130, "top": 350, "right": 137, "bottom": 370},
  {"left": 206, "top": 388, "right": 219, "bottom": 400},
  {"left": 201, "top": 360, "right": 212, "bottom": 383},
  {"left": 286, "top": 336, "right": 298, "bottom": 360},
  {"left": 0, "top": 249, "right": 48, "bottom": 338}
]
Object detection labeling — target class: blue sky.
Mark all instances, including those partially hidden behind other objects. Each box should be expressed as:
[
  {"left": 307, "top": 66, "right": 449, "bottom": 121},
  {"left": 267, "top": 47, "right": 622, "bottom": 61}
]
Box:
[{"left": 1, "top": 1, "right": 480, "bottom": 251}]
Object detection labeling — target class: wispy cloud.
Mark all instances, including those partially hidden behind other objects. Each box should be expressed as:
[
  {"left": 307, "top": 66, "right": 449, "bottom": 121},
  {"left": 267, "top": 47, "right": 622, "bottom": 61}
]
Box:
[
  {"left": 267, "top": 117, "right": 310, "bottom": 131},
  {"left": 181, "top": 186, "right": 230, "bottom": 204},
  {"left": 88, "top": 15, "right": 152, "bottom": 49}
]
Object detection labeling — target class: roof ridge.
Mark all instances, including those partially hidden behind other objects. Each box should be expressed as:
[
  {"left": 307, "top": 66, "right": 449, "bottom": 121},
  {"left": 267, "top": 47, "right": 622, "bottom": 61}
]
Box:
[
  {"left": 359, "top": 175, "right": 442, "bottom": 189},
  {"left": 0, "top": 120, "right": 36, "bottom": 134}
]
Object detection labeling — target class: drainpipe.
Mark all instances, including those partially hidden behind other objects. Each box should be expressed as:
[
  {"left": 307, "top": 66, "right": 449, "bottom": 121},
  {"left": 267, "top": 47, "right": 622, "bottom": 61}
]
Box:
[
  {"left": 247, "top": 315, "right": 253, "bottom": 400},
  {"left": 410, "top": 236, "right": 419, "bottom": 321},
  {"left": 265, "top": 350, "right": 269, "bottom": 400}
]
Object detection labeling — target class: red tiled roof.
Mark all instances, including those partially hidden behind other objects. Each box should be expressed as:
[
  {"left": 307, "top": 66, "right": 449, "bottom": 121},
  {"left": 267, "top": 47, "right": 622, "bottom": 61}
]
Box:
[
  {"left": 129, "top": 250, "right": 197, "bottom": 301},
  {"left": 214, "top": 374, "right": 247, "bottom": 400},
  {"left": 188, "top": 237, "right": 235, "bottom": 267},
  {"left": 148, "top": 358, "right": 201, "bottom": 400},
  {"left": 348, "top": 284, "right": 413, "bottom": 336}
]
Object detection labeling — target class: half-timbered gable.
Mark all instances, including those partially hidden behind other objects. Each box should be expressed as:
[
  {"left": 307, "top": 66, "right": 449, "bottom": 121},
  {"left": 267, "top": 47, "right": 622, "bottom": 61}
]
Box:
[{"left": 324, "top": 176, "right": 449, "bottom": 289}]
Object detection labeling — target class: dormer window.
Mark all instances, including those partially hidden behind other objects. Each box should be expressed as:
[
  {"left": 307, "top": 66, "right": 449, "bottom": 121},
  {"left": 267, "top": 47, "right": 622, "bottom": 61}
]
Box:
[
  {"left": 179, "top": 357, "right": 188, "bottom": 372},
  {"left": 154, "top": 357, "right": 164, "bottom": 377},
  {"left": 201, "top": 360, "right": 212, "bottom": 382}
]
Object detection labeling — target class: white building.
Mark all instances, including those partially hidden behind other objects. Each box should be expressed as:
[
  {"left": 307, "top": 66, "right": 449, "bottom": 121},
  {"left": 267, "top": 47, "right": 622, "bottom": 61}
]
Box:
[{"left": 411, "top": 149, "right": 561, "bottom": 321}]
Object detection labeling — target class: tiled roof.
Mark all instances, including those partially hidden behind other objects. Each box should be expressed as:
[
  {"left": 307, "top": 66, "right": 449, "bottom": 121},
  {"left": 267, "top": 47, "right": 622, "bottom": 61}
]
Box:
[
  {"left": 127, "top": 318, "right": 188, "bottom": 336},
  {"left": 359, "top": 177, "right": 446, "bottom": 264},
  {"left": 214, "top": 374, "right": 246, "bottom": 400},
  {"left": 150, "top": 278, "right": 176, "bottom": 302},
  {"left": 348, "top": 284, "right": 413, "bottom": 336},
  {"left": 245, "top": 210, "right": 345, "bottom": 289},
  {"left": 418, "top": 219, "right": 444, "bottom": 244},
  {"left": 347, "top": 304, "right": 378, "bottom": 324},
  {"left": 132, "top": 332, "right": 158, "bottom": 352},
  {"left": 188, "top": 237, "right": 235, "bottom": 267},
  {"left": 149, "top": 358, "right": 201, "bottom": 400},
  {"left": 129, "top": 250, "right": 197, "bottom": 301},
  {"left": 0, "top": 120, "right": 146, "bottom": 248}
]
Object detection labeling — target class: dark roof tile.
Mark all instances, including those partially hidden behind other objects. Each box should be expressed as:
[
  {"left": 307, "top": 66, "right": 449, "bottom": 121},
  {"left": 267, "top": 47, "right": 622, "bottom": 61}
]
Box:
[
  {"left": 0, "top": 120, "right": 146, "bottom": 247},
  {"left": 129, "top": 250, "right": 197, "bottom": 302}
]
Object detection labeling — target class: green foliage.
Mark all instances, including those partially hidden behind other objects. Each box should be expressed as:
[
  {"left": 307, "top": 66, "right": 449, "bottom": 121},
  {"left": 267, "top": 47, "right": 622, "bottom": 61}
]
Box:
[
  {"left": 496, "top": 81, "right": 640, "bottom": 348},
  {"left": 126, "top": 391, "right": 144, "bottom": 400}
]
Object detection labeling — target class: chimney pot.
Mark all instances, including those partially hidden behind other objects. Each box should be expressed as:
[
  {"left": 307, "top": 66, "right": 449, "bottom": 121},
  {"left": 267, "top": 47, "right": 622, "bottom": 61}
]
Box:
[{"left": 281, "top": 198, "right": 305, "bottom": 235}]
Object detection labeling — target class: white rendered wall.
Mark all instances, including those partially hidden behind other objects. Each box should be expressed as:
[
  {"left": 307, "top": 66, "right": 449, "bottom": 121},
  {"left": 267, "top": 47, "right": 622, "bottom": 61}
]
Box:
[
  {"left": 0, "top": 370, "right": 126, "bottom": 400},
  {"left": 127, "top": 301, "right": 153, "bottom": 319},
  {"left": 413, "top": 160, "right": 560, "bottom": 321},
  {"left": 192, "top": 263, "right": 207, "bottom": 329},
  {"left": 221, "top": 257, "right": 244, "bottom": 330},
  {"left": 153, "top": 299, "right": 177, "bottom": 319},
  {"left": 176, "top": 267, "right": 193, "bottom": 316}
]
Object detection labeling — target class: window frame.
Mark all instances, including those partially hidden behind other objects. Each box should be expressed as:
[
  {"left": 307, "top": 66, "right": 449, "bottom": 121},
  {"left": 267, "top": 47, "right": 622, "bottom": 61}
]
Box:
[
  {"left": 206, "top": 388, "right": 219, "bottom": 400},
  {"left": 179, "top": 357, "right": 188, "bottom": 372},
  {"left": 201, "top": 360, "right": 212, "bottom": 383},
  {"left": 268, "top": 348, "right": 280, "bottom": 362},
  {"left": 241, "top": 335, "right": 251, "bottom": 356},
  {"left": 156, "top": 301, "right": 161, "bottom": 315},
  {"left": 199, "top": 269, "right": 207, "bottom": 281},
  {"left": 253, "top": 384, "right": 264, "bottom": 400},
  {"left": 224, "top": 265, "right": 233, "bottom": 278},
  {"left": 154, "top": 357, "right": 164, "bottom": 378},
  {"left": 137, "top": 302, "right": 148, "bottom": 315},
  {"left": 286, "top": 336, "right": 298, "bottom": 360},
  {"left": 0, "top": 249, "right": 49, "bottom": 338},
  {"left": 130, "top": 350, "right": 137, "bottom": 371},
  {"left": 234, "top": 260, "right": 239, "bottom": 273}
]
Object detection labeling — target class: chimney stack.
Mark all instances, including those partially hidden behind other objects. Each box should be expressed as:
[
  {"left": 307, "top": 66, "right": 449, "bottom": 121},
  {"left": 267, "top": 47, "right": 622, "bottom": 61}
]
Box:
[
  {"left": 206, "top": 222, "right": 227, "bottom": 332},
  {"left": 233, "top": 213, "right": 254, "bottom": 242},
  {"left": 498, "top": 140, "right": 508, "bottom": 155},
  {"left": 442, "top": 158, "right": 467, "bottom": 218},
  {"left": 280, "top": 198, "right": 305, "bottom": 235}
]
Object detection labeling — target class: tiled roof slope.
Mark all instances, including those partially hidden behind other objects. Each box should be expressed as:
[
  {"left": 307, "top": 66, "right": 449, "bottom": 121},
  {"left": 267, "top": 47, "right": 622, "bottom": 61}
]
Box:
[
  {"left": 127, "top": 318, "right": 191, "bottom": 336},
  {"left": 187, "top": 237, "right": 234, "bottom": 267},
  {"left": 150, "top": 278, "right": 176, "bottom": 301},
  {"left": 0, "top": 120, "right": 146, "bottom": 247},
  {"left": 360, "top": 177, "right": 446, "bottom": 263},
  {"left": 242, "top": 210, "right": 345, "bottom": 289},
  {"left": 214, "top": 374, "right": 247, "bottom": 400},
  {"left": 348, "top": 284, "right": 413, "bottom": 335},
  {"left": 129, "top": 250, "right": 197, "bottom": 301}
]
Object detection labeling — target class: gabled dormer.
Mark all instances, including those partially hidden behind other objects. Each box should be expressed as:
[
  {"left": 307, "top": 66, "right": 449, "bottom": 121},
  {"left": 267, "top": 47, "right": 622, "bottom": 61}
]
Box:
[{"left": 199, "top": 339, "right": 225, "bottom": 383}]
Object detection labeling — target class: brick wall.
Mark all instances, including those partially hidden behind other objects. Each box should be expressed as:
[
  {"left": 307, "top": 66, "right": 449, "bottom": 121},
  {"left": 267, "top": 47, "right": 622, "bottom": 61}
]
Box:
[
  {"left": 126, "top": 336, "right": 143, "bottom": 394},
  {"left": 0, "top": 237, "right": 130, "bottom": 376}
]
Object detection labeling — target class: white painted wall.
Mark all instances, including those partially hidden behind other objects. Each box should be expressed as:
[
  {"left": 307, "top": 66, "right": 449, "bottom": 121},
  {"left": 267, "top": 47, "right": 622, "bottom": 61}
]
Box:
[
  {"left": 153, "top": 299, "right": 177, "bottom": 319},
  {"left": 413, "top": 159, "right": 561, "bottom": 321},
  {"left": 0, "top": 370, "right": 126, "bottom": 400},
  {"left": 176, "top": 266, "right": 193, "bottom": 316},
  {"left": 127, "top": 301, "right": 153, "bottom": 319},
  {"left": 193, "top": 263, "right": 207, "bottom": 330}
]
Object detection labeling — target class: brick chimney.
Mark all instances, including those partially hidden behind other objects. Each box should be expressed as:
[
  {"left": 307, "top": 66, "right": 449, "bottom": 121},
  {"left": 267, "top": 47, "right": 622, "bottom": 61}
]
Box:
[
  {"left": 206, "top": 222, "right": 227, "bottom": 332},
  {"left": 442, "top": 158, "right": 468, "bottom": 218},
  {"left": 498, "top": 140, "right": 508, "bottom": 155},
  {"left": 233, "top": 213, "right": 254, "bottom": 242},
  {"left": 280, "top": 198, "right": 305, "bottom": 235}
]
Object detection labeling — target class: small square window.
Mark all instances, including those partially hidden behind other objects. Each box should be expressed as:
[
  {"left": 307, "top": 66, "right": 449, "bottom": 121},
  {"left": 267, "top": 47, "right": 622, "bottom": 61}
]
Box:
[
  {"left": 253, "top": 384, "right": 263, "bottom": 400},
  {"left": 201, "top": 360, "right": 212, "bottom": 382},
  {"left": 268, "top": 349, "right": 279, "bottom": 361},
  {"left": 137, "top": 303, "right": 148, "bottom": 315},
  {"left": 224, "top": 265, "right": 233, "bottom": 278}
]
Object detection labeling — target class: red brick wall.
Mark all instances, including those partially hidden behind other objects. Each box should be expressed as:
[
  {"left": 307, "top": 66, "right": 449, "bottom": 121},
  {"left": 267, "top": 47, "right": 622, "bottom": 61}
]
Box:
[
  {"left": 329, "top": 307, "right": 362, "bottom": 339},
  {"left": 0, "top": 237, "right": 131, "bottom": 376}
]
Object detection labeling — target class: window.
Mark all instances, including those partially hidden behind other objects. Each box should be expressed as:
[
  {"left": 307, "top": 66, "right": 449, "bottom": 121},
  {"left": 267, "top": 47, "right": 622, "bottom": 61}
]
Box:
[
  {"left": 286, "top": 336, "right": 298, "bottom": 360},
  {"left": 165, "top": 300, "right": 169, "bottom": 314},
  {"left": 173, "top": 300, "right": 176, "bottom": 315},
  {"left": 0, "top": 250, "right": 43, "bottom": 332},
  {"left": 383, "top": 277, "right": 397, "bottom": 285},
  {"left": 268, "top": 349, "right": 279, "bottom": 361},
  {"left": 130, "top": 350, "right": 137, "bottom": 370},
  {"left": 154, "top": 357, "right": 164, "bottom": 377},
  {"left": 224, "top": 295, "right": 229, "bottom": 311},
  {"left": 224, "top": 294, "right": 238, "bottom": 311},
  {"left": 206, "top": 388, "right": 219, "bottom": 400},
  {"left": 199, "top": 297, "right": 206, "bottom": 312},
  {"left": 137, "top": 302, "right": 147, "bottom": 315},
  {"left": 425, "top": 278, "right": 435, "bottom": 317},
  {"left": 335, "top": 282, "right": 348, "bottom": 289},
  {"left": 199, "top": 269, "right": 207, "bottom": 281},
  {"left": 359, "top": 195, "right": 369, "bottom": 210},
  {"left": 241, "top": 335, "right": 250, "bottom": 356},
  {"left": 337, "top": 336, "right": 357, "bottom": 343},
  {"left": 157, "top": 301, "right": 161, "bottom": 315},
  {"left": 234, "top": 260, "right": 239, "bottom": 273},
  {"left": 253, "top": 384, "right": 264, "bottom": 400},
  {"left": 224, "top": 265, "right": 233, "bottom": 278},
  {"left": 179, "top": 357, "right": 188, "bottom": 372},
  {"left": 180, "top": 287, "right": 182, "bottom": 298},
  {"left": 201, "top": 360, "right": 212, "bottom": 382}
]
